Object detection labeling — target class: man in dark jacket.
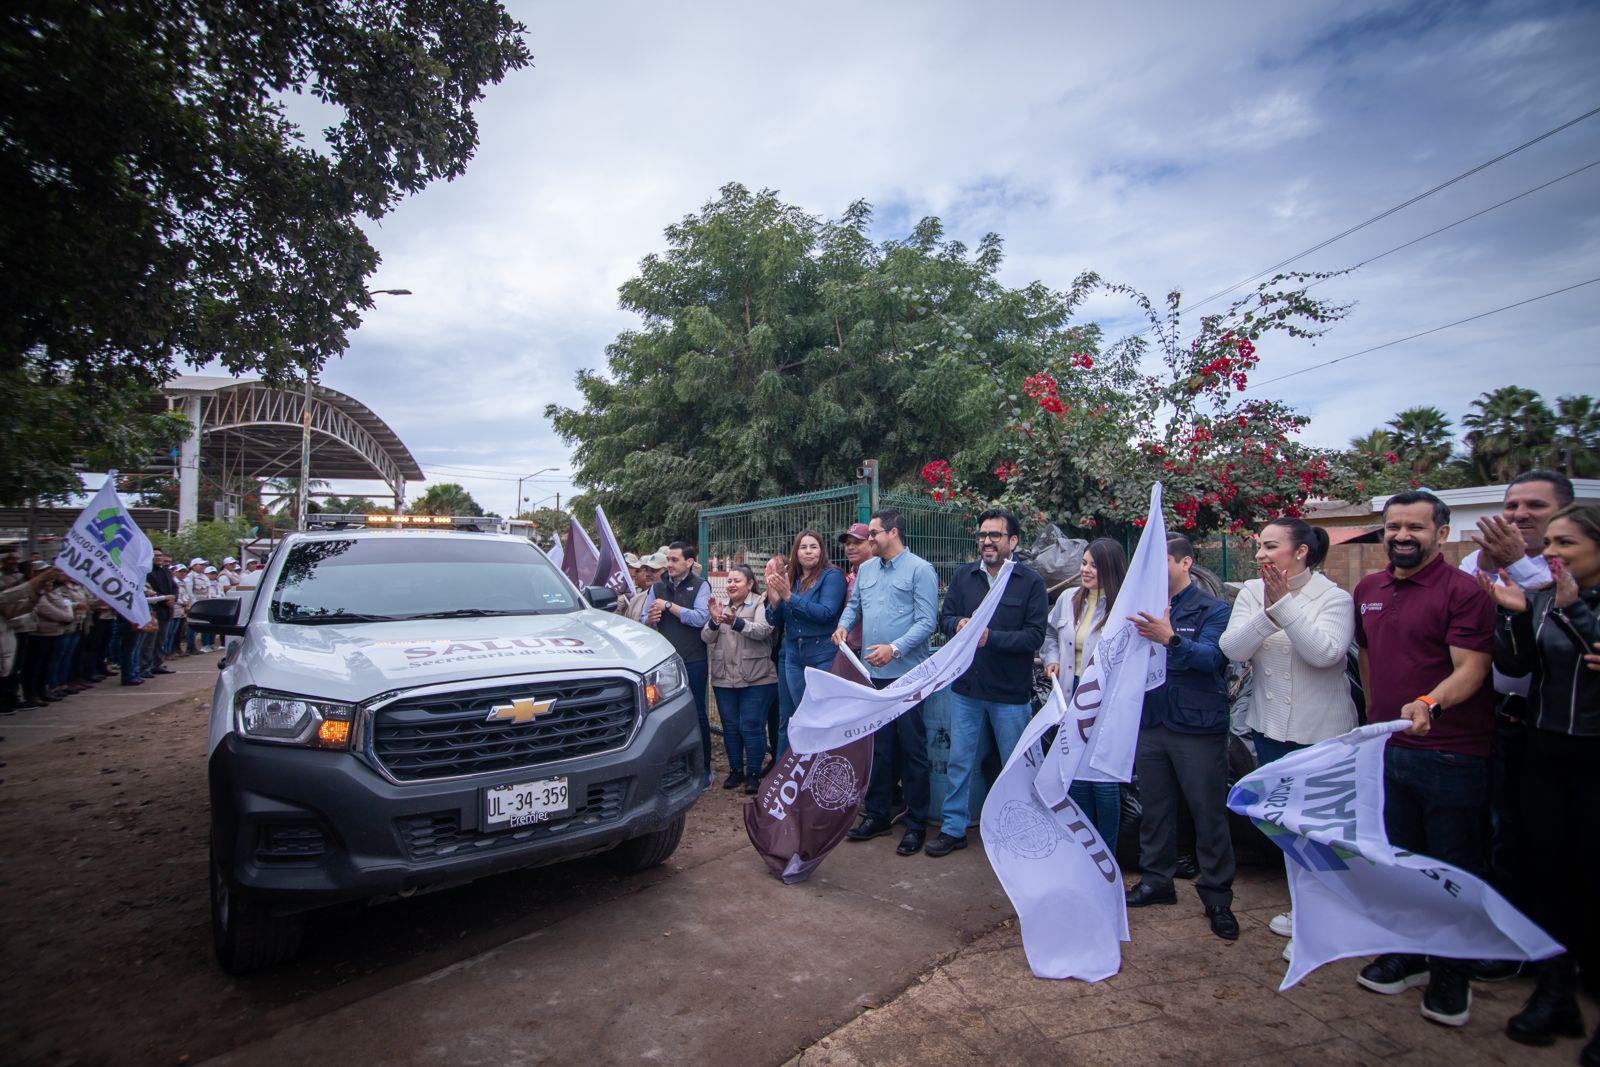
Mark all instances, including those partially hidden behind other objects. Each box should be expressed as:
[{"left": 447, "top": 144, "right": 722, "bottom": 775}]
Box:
[
  {"left": 1124, "top": 534, "right": 1238, "bottom": 940},
  {"left": 143, "top": 554, "right": 178, "bottom": 676},
  {"left": 926, "top": 508, "right": 1048, "bottom": 857}
]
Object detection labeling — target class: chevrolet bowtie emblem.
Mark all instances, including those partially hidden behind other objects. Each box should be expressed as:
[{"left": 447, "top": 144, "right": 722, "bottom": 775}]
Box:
[{"left": 486, "top": 697, "right": 557, "bottom": 724}]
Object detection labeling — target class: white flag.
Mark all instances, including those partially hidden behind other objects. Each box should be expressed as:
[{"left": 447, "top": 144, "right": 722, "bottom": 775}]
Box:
[
  {"left": 52, "top": 473, "right": 155, "bottom": 626},
  {"left": 982, "top": 679, "right": 1128, "bottom": 980},
  {"left": 1228, "top": 720, "right": 1562, "bottom": 990},
  {"left": 546, "top": 539, "right": 564, "bottom": 567},
  {"left": 1036, "top": 483, "right": 1167, "bottom": 802},
  {"left": 786, "top": 560, "right": 1014, "bottom": 755}
]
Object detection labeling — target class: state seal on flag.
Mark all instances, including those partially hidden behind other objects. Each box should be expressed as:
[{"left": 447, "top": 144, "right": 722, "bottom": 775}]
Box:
[
  {"left": 997, "top": 799, "right": 1059, "bottom": 860},
  {"left": 802, "top": 753, "right": 859, "bottom": 812}
]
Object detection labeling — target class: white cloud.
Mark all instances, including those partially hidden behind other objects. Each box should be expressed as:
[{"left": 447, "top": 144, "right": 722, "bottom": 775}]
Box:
[{"left": 305, "top": 0, "right": 1600, "bottom": 515}]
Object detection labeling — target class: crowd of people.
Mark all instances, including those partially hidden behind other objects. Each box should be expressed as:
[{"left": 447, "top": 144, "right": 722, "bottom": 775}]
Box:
[
  {"left": 621, "top": 472, "right": 1597, "bottom": 1059},
  {"left": 0, "top": 548, "right": 265, "bottom": 713}
]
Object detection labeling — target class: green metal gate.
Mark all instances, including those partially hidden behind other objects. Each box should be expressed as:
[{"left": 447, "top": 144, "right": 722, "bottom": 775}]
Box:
[{"left": 697, "top": 484, "right": 971, "bottom": 591}]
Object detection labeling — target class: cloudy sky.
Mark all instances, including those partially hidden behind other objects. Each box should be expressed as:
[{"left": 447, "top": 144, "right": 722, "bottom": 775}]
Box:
[{"left": 313, "top": 0, "right": 1600, "bottom": 515}]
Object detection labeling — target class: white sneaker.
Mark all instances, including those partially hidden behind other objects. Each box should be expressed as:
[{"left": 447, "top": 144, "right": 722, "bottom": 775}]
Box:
[
  {"left": 1269, "top": 912, "right": 1293, "bottom": 937},
  {"left": 1282, "top": 938, "right": 1293, "bottom": 963}
]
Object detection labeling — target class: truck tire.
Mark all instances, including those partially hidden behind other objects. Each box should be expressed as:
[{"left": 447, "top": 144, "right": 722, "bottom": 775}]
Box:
[
  {"left": 607, "top": 813, "right": 686, "bottom": 874},
  {"left": 211, "top": 846, "right": 305, "bottom": 974}
]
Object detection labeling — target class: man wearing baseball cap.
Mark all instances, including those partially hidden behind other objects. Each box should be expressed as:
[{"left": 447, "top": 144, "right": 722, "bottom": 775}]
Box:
[{"left": 836, "top": 524, "right": 872, "bottom": 653}]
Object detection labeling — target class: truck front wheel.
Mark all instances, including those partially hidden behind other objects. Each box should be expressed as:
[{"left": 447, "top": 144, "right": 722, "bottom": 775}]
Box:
[
  {"left": 607, "top": 813, "right": 686, "bottom": 874},
  {"left": 210, "top": 845, "right": 306, "bottom": 974}
]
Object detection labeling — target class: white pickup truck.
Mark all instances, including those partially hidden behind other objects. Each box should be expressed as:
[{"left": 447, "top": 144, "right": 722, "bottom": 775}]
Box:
[{"left": 190, "top": 517, "right": 702, "bottom": 973}]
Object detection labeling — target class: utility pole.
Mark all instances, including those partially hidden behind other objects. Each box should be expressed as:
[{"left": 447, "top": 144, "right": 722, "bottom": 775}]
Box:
[{"left": 296, "top": 373, "right": 313, "bottom": 528}]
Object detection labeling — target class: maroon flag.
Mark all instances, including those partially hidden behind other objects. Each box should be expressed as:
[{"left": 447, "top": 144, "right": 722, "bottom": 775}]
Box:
[
  {"left": 744, "top": 651, "right": 875, "bottom": 884},
  {"left": 561, "top": 521, "right": 599, "bottom": 589}
]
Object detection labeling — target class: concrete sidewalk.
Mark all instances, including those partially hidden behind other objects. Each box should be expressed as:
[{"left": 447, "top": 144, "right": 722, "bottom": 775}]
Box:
[
  {"left": 1, "top": 649, "right": 219, "bottom": 751},
  {"left": 792, "top": 868, "right": 1593, "bottom": 1066}
]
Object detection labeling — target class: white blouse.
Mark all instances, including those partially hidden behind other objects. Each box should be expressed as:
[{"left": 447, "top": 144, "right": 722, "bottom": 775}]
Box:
[{"left": 1219, "top": 569, "right": 1357, "bottom": 745}]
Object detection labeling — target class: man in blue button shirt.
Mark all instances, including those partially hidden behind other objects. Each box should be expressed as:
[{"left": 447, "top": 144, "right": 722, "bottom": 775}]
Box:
[
  {"left": 1123, "top": 534, "right": 1239, "bottom": 941},
  {"left": 833, "top": 508, "right": 940, "bottom": 856}
]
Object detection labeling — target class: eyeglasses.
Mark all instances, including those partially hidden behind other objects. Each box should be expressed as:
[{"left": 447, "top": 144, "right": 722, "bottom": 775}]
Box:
[{"left": 975, "top": 531, "right": 1008, "bottom": 542}]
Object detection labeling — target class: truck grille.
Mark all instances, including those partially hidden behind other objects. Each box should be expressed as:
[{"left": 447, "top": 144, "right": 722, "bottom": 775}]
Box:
[
  {"left": 371, "top": 677, "right": 638, "bottom": 782},
  {"left": 395, "top": 780, "right": 629, "bottom": 859}
]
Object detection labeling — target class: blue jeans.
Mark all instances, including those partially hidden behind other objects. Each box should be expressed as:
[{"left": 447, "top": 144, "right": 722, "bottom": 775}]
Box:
[
  {"left": 1068, "top": 781, "right": 1121, "bottom": 857},
  {"left": 1251, "top": 730, "right": 1306, "bottom": 768},
  {"left": 777, "top": 636, "right": 835, "bottom": 757},
  {"left": 683, "top": 657, "right": 710, "bottom": 786},
  {"left": 50, "top": 631, "right": 80, "bottom": 688},
  {"left": 714, "top": 683, "right": 777, "bottom": 777},
  {"left": 117, "top": 622, "right": 142, "bottom": 683},
  {"left": 940, "top": 692, "right": 1032, "bottom": 838}
]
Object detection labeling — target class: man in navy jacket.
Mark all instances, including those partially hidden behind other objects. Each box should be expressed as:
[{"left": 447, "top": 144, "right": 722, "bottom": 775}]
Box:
[
  {"left": 1124, "top": 534, "right": 1238, "bottom": 940},
  {"left": 926, "top": 508, "right": 1048, "bottom": 857}
]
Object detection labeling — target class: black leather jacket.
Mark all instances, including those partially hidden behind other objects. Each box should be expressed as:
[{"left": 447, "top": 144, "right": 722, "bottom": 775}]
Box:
[{"left": 1493, "top": 585, "right": 1600, "bottom": 737}]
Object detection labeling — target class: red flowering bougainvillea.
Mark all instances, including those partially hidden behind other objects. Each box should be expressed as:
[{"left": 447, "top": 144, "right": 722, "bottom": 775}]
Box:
[{"left": 919, "top": 271, "right": 1361, "bottom": 538}]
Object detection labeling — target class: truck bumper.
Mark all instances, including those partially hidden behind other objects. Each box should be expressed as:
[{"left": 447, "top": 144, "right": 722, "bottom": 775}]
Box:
[{"left": 209, "top": 688, "right": 704, "bottom": 912}]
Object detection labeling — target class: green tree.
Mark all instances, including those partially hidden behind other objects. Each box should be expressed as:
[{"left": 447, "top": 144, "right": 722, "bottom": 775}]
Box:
[
  {"left": 320, "top": 496, "right": 378, "bottom": 515},
  {"left": 1462, "top": 387, "right": 1555, "bottom": 483},
  {"left": 261, "top": 477, "right": 331, "bottom": 525},
  {"left": 152, "top": 518, "right": 257, "bottom": 569},
  {"left": 1552, "top": 394, "right": 1600, "bottom": 478},
  {"left": 546, "top": 184, "right": 1103, "bottom": 547},
  {"left": 409, "top": 483, "right": 484, "bottom": 516},
  {"left": 515, "top": 506, "right": 571, "bottom": 550},
  {"left": 1, "top": 1, "right": 530, "bottom": 502},
  {"left": 1385, "top": 406, "right": 1455, "bottom": 477}
]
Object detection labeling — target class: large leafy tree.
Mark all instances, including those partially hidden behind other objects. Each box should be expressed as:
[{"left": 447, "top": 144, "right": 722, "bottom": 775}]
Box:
[
  {"left": 547, "top": 184, "right": 1100, "bottom": 547},
  {"left": 409, "top": 483, "right": 483, "bottom": 517},
  {"left": 0, "top": 0, "right": 530, "bottom": 504}
]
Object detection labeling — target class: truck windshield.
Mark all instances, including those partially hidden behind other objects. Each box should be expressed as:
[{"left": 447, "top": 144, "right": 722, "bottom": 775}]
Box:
[{"left": 271, "top": 538, "right": 580, "bottom": 624}]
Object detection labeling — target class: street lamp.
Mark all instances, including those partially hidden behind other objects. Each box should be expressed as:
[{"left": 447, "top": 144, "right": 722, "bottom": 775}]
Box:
[
  {"left": 297, "top": 287, "right": 412, "bottom": 527},
  {"left": 515, "top": 468, "right": 558, "bottom": 516}
]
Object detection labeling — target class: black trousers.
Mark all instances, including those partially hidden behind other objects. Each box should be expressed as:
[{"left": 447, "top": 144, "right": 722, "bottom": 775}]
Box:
[
  {"left": 1135, "top": 725, "right": 1236, "bottom": 907},
  {"left": 863, "top": 678, "right": 930, "bottom": 831},
  {"left": 1522, "top": 729, "right": 1600, "bottom": 955}
]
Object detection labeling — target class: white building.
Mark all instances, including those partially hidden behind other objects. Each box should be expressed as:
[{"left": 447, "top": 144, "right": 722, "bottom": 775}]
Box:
[{"left": 1368, "top": 479, "right": 1600, "bottom": 541}]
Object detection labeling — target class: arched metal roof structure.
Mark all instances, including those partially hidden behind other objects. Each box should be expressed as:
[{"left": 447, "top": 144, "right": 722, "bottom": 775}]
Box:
[{"left": 162, "top": 375, "right": 423, "bottom": 525}]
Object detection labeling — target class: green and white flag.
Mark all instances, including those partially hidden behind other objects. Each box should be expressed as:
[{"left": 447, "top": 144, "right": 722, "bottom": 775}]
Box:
[
  {"left": 1229, "top": 720, "right": 1560, "bottom": 990},
  {"left": 53, "top": 473, "right": 155, "bottom": 626}
]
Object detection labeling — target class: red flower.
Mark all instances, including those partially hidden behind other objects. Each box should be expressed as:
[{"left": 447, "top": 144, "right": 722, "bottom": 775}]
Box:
[
  {"left": 920, "top": 460, "right": 953, "bottom": 487},
  {"left": 1383, "top": 452, "right": 1399, "bottom": 465},
  {"left": 1070, "top": 352, "right": 1095, "bottom": 370},
  {"left": 993, "top": 461, "right": 1017, "bottom": 483}
]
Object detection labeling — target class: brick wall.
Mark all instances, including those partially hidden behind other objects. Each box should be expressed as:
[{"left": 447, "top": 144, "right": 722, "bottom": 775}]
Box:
[{"left": 1322, "top": 541, "right": 1475, "bottom": 595}]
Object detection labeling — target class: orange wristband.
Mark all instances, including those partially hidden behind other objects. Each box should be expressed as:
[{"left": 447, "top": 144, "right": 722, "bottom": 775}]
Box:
[{"left": 1415, "top": 695, "right": 1439, "bottom": 712}]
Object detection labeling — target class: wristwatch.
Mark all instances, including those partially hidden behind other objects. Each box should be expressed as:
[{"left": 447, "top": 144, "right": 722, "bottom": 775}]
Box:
[
  {"left": 1166, "top": 633, "right": 1182, "bottom": 650},
  {"left": 890, "top": 643, "right": 902, "bottom": 659}
]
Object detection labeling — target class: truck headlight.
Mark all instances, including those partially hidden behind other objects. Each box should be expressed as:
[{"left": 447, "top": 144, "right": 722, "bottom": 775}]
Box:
[
  {"left": 236, "top": 688, "right": 356, "bottom": 749},
  {"left": 643, "top": 656, "right": 687, "bottom": 712}
]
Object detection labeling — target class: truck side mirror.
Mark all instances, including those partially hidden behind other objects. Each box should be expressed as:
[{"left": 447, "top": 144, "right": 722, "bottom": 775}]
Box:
[
  {"left": 189, "top": 597, "right": 247, "bottom": 636},
  {"left": 584, "top": 586, "right": 618, "bottom": 611}
]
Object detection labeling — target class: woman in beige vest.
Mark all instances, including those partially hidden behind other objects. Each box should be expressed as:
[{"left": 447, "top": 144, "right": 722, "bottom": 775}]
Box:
[{"left": 702, "top": 564, "right": 777, "bottom": 794}]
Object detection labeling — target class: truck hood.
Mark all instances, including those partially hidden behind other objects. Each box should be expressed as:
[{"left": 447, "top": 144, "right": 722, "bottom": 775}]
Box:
[{"left": 240, "top": 611, "right": 675, "bottom": 702}]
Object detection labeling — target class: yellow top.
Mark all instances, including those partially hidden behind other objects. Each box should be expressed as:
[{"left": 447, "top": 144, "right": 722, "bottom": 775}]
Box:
[{"left": 1074, "top": 588, "right": 1101, "bottom": 678}]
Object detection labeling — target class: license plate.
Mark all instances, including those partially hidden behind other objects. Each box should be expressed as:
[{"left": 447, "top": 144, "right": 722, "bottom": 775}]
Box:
[{"left": 483, "top": 777, "right": 570, "bottom": 830}]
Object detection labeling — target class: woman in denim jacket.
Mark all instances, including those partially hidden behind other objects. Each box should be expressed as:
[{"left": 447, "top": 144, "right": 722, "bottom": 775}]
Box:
[{"left": 765, "top": 530, "right": 847, "bottom": 756}]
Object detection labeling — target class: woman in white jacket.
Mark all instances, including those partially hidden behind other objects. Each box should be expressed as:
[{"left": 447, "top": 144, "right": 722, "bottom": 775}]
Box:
[
  {"left": 1042, "top": 538, "right": 1128, "bottom": 854},
  {"left": 1220, "top": 515, "right": 1356, "bottom": 952}
]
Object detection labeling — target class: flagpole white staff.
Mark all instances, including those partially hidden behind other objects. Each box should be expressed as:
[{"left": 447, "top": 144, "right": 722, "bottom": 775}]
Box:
[{"left": 52, "top": 472, "right": 156, "bottom": 626}]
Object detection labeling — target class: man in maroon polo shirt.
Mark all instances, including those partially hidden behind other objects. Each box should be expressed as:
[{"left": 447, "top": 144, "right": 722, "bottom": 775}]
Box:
[{"left": 1352, "top": 489, "right": 1496, "bottom": 1028}]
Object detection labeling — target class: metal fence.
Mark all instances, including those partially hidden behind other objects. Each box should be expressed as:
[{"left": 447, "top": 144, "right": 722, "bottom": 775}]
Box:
[
  {"left": 880, "top": 491, "right": 975, "bottom": 592},
  {"left": 697, "top": 483, "right": 971, "bottom": 594},
  {"left": 1192, "top": 533, "right": 1256, "bottom": 586},
  {"left": 698, "top": 485, "right": 870, "bottom": 576}
]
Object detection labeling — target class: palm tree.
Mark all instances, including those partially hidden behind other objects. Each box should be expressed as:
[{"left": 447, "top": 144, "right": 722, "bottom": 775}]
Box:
[
  {"left": 409, "top": 482, "right": 484, "bottom": 516},
  {"left": 1349, "top": 428, "right": 1396, "bottom": 457},
  {"left": 1385, "top": 406, "right": 1454, "bottom": 477},
  {"left": 261, "top": 476, "right": 331, "bottom": 523},
  {"left": 1461, "top": 387, "right": 1555, "bottom": 483},
  {"left": 1552, "top": 394, "right": 1600, "bottom": 478}
]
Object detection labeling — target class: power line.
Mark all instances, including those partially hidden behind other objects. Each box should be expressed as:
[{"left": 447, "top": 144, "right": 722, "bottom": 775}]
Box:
[
  {"left": 1104, "top": 104, "right": 1600, "bottom": 352},
  {"left": 1180, "top": 103, "right": 1600, "bottom": 316},
  {"left": 1301, "top": 158, "right": 1600, "bottom": 288},
  {"left": 1244, "top": 276, "right": 1600, "bottom": 391}
]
